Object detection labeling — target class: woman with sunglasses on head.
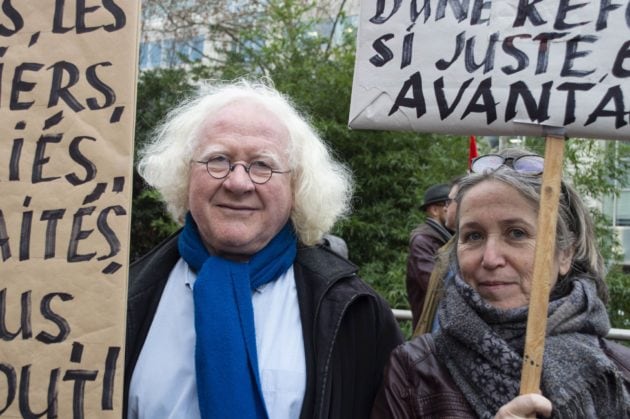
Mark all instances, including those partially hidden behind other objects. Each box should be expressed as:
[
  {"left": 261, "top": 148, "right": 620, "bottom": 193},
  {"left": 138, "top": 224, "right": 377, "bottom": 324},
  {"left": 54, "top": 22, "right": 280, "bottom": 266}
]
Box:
[{"left": 372, "top": 148, "right": 630, "bottom": 418}]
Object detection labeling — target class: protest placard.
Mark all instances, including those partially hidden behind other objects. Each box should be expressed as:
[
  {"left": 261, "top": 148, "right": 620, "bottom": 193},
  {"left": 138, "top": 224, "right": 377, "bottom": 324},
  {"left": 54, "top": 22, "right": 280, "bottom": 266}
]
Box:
[
  {"left": 0, "top": 2, "right": 139, "bottom": 417},
  {"left": 350, "top": 0, "right": 630, "bottom": 140},
  {"left": 350, "top": 0, "right": 630, "bottom": 399}
]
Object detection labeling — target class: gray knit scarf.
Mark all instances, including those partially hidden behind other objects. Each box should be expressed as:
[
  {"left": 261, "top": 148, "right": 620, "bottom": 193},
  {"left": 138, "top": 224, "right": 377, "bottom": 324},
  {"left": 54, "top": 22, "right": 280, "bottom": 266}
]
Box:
[{"left": 434, "top": 274, "right": 630, "bottom": 419}]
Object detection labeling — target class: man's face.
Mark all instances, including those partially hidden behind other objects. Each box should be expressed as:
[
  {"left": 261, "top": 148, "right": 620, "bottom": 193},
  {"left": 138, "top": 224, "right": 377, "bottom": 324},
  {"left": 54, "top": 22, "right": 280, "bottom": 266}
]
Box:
[
  {"left": 187, "top": 100, "right": 293, "bottom": 259},
  {"left": 427, "top": 201, "right": 448, "bottom": 226},
  {"left": 445, "top": 185, "right": 459, "bottom": 231}
]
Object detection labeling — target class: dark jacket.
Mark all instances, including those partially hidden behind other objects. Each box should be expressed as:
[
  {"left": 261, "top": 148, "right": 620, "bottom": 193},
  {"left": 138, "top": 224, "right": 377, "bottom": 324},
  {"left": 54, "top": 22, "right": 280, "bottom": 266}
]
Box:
[
  {"left": 406, "top": 219, "right": 451, "bottom": 329},
  {"left": 371, "top": 334, "right": 630, "bottom": 419},
  {"left": 124, "top": 233, "right": 403, "bottom": 419}
]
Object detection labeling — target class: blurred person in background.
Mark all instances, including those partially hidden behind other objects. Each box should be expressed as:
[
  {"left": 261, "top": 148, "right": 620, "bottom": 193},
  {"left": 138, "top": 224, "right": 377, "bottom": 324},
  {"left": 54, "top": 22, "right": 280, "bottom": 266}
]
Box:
[
  {"left": 416, "top": 175, "right": 465, "bottom": 335},
  {"left": 406, "top": 183, "right": 453, "bottom": 329}
]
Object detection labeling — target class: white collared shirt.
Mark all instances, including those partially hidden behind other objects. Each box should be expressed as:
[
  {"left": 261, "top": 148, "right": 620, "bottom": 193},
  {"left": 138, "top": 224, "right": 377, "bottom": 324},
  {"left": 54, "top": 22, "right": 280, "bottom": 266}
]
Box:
[{"left": 128, "top": 258, "right": 306, "bottom": 419}]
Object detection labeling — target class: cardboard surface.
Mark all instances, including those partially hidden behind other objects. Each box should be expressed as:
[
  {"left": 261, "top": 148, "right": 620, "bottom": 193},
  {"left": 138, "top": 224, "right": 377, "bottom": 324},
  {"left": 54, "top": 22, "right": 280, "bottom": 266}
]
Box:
[
  {"left": 350, "top": 0, "right": 630, "bottom": 140},
  {"left": 0, "top": 1, "right": 139, "bottom": 417}
]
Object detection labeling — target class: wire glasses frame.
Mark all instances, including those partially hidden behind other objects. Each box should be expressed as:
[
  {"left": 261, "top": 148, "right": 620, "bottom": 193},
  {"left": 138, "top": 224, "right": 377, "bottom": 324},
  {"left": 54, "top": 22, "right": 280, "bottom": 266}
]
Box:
[
  {"left": 193, "top": 158, "right": 291, "bottom": 184},
  {"left": 470, "top": 154, "right": 544, "bottom": 175}
]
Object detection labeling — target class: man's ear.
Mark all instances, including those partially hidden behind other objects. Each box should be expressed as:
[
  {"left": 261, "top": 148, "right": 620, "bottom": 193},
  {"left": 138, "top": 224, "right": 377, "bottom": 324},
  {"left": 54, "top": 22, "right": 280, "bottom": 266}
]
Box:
[{"left": 426, "top": 204, "right": 440, "bottom": 218}]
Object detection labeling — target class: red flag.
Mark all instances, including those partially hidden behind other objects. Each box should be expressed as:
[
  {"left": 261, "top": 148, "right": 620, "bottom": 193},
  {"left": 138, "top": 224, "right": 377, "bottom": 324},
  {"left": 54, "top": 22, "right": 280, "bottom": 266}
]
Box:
[{"left": 468, "top": 135, "right": 478, "bottom": 170}]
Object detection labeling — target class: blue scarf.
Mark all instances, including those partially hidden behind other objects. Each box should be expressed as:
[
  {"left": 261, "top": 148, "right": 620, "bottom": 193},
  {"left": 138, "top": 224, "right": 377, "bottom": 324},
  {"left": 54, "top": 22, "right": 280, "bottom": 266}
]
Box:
[{"left": 178, "top": 213, "right": 297, "bottom": 419}]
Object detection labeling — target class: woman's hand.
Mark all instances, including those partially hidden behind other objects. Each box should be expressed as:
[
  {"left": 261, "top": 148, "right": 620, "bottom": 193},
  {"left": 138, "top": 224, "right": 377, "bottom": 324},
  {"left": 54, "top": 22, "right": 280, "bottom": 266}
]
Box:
[{"left": 494, "top": 393, "right": 552, "bottom": 418}]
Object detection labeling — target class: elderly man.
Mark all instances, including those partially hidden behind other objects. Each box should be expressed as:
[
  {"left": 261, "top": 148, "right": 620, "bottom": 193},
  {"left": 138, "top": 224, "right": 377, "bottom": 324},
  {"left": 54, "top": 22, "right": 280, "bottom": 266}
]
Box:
[
  {"left": 406, "top": 183, "right": 452, "bottom": 329},
  {"left": 124, "top": 80, "right": 402, "bottom": 419}
]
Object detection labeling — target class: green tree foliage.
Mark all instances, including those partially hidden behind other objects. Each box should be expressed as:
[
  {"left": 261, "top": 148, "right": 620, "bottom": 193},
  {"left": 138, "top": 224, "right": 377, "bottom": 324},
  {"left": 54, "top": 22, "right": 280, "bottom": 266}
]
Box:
[
  {"left": 206, "top": 0, "right": 468, "bottom": 311},
  {"left": 132, "top": 0, "right": 629, "bottom": 330},
  {"left": 497, "top": 138, "right": 630, "bottom": 330},
  {"left": 564, "top": 140, "right": 630, "bottom": 329},
  {"left": 131, "top": 68, "right": 193, "bottom": 259}
]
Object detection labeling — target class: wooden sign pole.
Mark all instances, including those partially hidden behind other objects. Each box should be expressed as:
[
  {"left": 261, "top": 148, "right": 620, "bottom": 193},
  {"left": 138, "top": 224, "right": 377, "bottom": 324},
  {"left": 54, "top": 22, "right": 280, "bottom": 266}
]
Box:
[{"left": 519, "top": 134, "right": 566, "bottom": 397}]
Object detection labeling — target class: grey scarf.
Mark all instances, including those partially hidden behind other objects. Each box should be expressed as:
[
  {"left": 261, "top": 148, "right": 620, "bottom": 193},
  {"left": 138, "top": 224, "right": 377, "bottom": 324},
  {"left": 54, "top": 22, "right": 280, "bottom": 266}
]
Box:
[{"left": 434, "top": 275, "right": 630, "bottom": 419}]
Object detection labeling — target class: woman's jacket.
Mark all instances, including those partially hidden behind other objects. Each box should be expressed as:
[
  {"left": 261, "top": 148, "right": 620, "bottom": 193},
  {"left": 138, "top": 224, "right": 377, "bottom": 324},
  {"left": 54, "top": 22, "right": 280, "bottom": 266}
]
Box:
[{"left": 371, "top": 334, "right": 630, "bottom": 418}]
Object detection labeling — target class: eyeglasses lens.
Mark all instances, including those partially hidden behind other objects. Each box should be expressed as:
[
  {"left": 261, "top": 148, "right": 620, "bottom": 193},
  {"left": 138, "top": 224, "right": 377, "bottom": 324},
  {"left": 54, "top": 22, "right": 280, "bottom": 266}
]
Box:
[
  {"left": 471, "top": 154, "right": 544, "bottom": 175},
  {"left": 471, "top": 155, "right": 504, "bottom": 173},
  {"left": 513, "top": 156, "right": 544, "bottom": 174},
  {"left": 248, "top": 162, "right": 273, "bottom": 183},
  {"left": 207, "top": 159, "right": 230, "bottom": 178}
]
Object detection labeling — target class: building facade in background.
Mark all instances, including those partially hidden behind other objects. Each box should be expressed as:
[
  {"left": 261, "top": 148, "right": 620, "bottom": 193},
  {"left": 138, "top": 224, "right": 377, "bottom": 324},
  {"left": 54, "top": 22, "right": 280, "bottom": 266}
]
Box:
[
  {"left": 603, "top": 150, "right": 630, "bottom": 269},
  {"left": 139, "top": 0, "right": 360, "bottom": 71}
]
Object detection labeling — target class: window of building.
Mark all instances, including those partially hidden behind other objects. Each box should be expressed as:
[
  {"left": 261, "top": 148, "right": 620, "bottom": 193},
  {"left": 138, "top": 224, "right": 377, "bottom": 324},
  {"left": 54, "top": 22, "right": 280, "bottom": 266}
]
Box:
[
  {"left": 603, "top": 156, "right": 630, "bottom": 266},
  {"left": 139, "top": 36, "right": 205, "bottom": 70}
]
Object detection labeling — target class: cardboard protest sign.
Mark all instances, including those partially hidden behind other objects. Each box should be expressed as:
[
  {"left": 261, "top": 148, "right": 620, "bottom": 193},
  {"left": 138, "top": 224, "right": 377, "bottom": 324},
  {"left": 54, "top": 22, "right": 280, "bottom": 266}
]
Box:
[
  {"left": 350, "top": 0, "right": 630, "bottom": 140},
  {"left": 0, "top": 1, "right": 139, "bottom": 417}
]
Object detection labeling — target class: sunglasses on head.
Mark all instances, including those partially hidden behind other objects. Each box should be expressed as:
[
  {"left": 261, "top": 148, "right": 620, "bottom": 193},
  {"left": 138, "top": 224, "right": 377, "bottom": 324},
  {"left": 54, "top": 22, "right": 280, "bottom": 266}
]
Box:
[{"left": 470, "top": 154, "right": 544, "bottom": 175}]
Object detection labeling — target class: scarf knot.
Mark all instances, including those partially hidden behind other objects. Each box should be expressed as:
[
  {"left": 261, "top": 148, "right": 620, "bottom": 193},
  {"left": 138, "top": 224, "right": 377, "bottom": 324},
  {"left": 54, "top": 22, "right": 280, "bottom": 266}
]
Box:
[
  {"left": 435, "top": 274, "right": 629, "bottom": 418},
  {"left": 178, "top": 213, "right": 297, "bottom": 419}
]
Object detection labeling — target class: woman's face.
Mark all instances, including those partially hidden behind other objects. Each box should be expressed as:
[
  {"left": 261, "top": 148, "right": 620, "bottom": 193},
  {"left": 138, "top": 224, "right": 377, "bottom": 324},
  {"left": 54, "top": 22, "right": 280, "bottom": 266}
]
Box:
[{"left": 456, "top": 180, "right": 573, "bottom": 310}]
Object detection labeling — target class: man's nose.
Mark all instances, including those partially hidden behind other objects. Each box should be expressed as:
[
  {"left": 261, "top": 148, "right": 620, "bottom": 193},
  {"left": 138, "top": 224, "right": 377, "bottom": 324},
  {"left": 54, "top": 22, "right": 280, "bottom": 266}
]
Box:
[{"left": 222, "top": 163, "right": 255, "bottom": 191}]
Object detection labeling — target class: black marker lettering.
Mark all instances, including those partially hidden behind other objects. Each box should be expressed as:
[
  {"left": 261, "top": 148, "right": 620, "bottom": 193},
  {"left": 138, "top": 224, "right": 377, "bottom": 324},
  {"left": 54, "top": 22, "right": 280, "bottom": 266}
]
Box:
[
  {"left": 369, "top": 0, "right": 402, "bottom": 24},
  {"left": 102, "top": 0, "right": 126, "bottom": 31},
  {"left": 505, "top": 80, "right": 552, "bottom": 122},
  {"left": 19, "top": 199, "right": 32, "bottom": 261},
  {"left": 0, "top": 210, "right": 10, "bottom": 261},
  {"left": 0, "top": 289, "right": 31, "bottom": 340},
  {"left": 10, "top": 63, "right": 44, "bottom": 111},
  {"left": 96, "top": 205, "right": 126, "bottom": 260},
  {"left": 561, "top": 35, "right": 596, "bottom": 77},
  {"left": 388, "top": 71, "right": 425, "bottom": 117},
  {"left": 554, "top": 0, "right": 589, "bottom": 30},
  {"left": 513, "top": 0, "right": 546, "bottom": 27},
  {"left": 9, "top": 138, "right": 23, "bottom": 181},
  {"left": 557, "top": 81, "right": 596, "bottom": 124},
  {"left": 434, "top": 76, "right": 474, "bottom": 120},
  {"left": 66, "top": 136, "right": 97, "bottom": 185},
  {"left": 67, "top": 207, "right": 96, "bottom": 262},
  {"left": 32, "top": 134, "right": 62, "bottom": 183},
  {"left": 48, "top": 61, "right": 84, "bottom": 112},
  {"left": 584, "top": 85, "right": 628, "bottom": 128},
  {"left": 19, "top": 365, "right": 59, "bottom": 419},
  {"left": 86, "top": 62, "right": 115, "bottom": 109},
  {"left": 52, "top": 0, "right": 74, "bottom": 33},
  {"left": 501, "top": 34, "right": 530, "bottom": 75},
  {"left": 370, "top": 34, "right": 395, "bottom": 67},
  {"left": 613, "top": 40, "right": 630, "bottom": 77},
  {"left": 0, "top": 363, "right": 16, "bottom": 414},
  {"left": 460, "top": 77, "right": 497, "bottom": 123},
  {"left": 36, "top": 292, "right": 73, "bottom": 344},
  {"left": 41, "top": 209, "right": 66, "bottom": 259},
  {"left": 0, "top": 0, "right": 23, "bottom": 36}
]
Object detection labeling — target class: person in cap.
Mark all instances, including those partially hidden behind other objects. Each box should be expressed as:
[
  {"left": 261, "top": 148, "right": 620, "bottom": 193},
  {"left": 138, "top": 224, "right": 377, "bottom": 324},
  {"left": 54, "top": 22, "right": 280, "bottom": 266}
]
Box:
[
  {"left": 406, "top": 183, "right": 453, "bottom": 329},
  {"left": 415, "top": 175, "right": 467, "bottom": 335}
]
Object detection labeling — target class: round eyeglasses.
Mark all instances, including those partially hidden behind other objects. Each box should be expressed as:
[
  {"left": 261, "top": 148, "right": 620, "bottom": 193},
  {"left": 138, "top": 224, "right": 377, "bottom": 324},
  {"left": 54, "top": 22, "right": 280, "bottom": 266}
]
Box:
[
  {"left": 193, "top": 156, "right": 291, "bottom": 184},
  {"left": 471, "top": 154, "right": 544, "bottom": 175}
]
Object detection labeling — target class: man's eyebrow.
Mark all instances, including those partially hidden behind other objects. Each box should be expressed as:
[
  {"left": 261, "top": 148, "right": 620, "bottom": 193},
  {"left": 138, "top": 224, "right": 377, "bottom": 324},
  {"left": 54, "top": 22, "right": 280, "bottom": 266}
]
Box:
[
  {"left": 254, "top": 150, "right": 281, "bottom": 161},
  {"left": 196, "top": 148, "right": 282, "bottom": 163},
  {"left": 197, "top": 146, "right": 226, "bottom": 157}
]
